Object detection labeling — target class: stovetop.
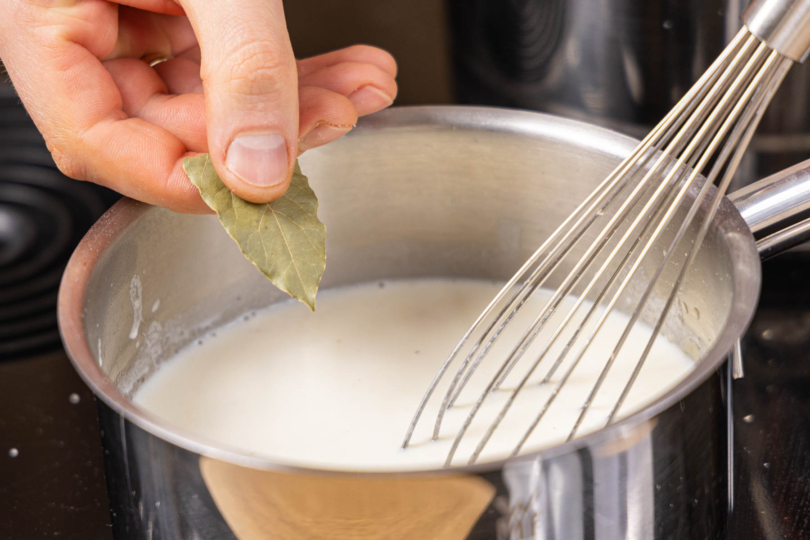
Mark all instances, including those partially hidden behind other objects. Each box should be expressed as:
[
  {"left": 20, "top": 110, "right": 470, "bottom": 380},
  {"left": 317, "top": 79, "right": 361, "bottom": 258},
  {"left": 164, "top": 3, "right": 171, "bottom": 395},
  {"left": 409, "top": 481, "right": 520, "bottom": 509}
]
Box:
[
  {"left": 0, "top": 90, "right": 809, "bottom": 540},
  {"left": 728, "top": 254, "right": 810, "bottom": 539},
  {"left": 0, "top": 86, "right": 118, "bottom": 539},
  {"left": 0, "top": 91, "right": 120, "bottom": 359}
]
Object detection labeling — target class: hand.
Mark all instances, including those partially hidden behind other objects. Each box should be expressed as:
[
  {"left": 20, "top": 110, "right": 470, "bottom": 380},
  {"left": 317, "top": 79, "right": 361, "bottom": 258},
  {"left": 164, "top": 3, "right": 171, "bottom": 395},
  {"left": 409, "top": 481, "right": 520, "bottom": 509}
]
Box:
[{"left": 0, "top": 0, "right": 398, "bottom": 213}]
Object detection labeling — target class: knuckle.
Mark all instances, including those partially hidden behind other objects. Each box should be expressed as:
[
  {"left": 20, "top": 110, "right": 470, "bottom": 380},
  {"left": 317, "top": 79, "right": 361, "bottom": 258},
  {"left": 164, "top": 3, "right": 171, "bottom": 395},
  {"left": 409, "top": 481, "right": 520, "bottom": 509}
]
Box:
[
  {"left": 210, "top": 41, "right": 295, "bottom": 97},
  {"left": 45, "top": 136, "right": 86, "bottom": 180}
]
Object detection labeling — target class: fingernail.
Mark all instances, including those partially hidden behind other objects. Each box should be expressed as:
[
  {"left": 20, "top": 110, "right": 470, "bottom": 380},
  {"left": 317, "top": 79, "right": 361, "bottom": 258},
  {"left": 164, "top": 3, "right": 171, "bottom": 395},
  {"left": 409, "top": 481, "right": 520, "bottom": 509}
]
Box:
[
  {"left": 348, "top": 86, "right": 393, "bottom": 113},
  {"left": 225, "top": 133, "right": 288, "bottom": 187},
  {"left": 299, "top": 123, "right": 352, "bottom": 153}
]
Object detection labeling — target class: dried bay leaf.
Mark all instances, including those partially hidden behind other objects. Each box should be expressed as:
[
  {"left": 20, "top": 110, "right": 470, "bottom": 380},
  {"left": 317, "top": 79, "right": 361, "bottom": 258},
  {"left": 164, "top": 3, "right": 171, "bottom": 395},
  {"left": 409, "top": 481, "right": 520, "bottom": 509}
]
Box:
[{"left": 183, "top": 154, "right": 326, "bottom": 311}]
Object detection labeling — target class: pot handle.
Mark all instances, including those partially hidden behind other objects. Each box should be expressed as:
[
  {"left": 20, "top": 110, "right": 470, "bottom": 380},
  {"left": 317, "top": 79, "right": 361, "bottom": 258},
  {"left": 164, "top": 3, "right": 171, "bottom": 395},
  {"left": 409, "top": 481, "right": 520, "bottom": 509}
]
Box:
[
  {"left": 724, "top": 160, "right": 810, "bottom": 380},
  {"left": 728, "top": 157, "right": 810, "bottom": 260}
]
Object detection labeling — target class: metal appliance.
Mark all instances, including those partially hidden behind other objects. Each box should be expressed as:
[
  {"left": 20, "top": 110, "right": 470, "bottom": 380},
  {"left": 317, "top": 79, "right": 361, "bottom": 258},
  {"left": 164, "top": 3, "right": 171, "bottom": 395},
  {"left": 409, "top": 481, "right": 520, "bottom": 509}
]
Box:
[{"left": 448, "top": 0, "right": 810, "bottom": 186}]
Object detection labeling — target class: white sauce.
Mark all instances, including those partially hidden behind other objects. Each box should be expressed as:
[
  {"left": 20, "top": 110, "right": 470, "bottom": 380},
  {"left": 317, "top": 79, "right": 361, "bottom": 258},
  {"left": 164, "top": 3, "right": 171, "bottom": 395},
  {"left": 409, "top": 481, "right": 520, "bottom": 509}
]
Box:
[
  {"left": 128, "top": 274, "right": 142, "bottom": 340},
  {"left": 134, "top": 279, "right": 695, "bottom": 471}
]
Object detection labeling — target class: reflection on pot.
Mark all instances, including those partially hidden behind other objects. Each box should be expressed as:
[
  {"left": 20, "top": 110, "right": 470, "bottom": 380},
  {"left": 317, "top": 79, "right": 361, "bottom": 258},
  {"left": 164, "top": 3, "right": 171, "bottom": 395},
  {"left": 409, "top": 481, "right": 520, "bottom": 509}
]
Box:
[
  {"left": 200, "top": 458, "right": 495, "bottom": 539},
  {"left": 503, "top": 418, "right": 657, "bottom": 540}
]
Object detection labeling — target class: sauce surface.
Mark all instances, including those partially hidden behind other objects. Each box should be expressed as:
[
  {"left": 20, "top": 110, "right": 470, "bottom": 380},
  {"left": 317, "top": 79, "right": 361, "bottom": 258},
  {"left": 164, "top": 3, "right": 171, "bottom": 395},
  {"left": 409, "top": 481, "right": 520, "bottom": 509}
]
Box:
[{"left": 134, "top": 279, "right": 694, "bottom": 471}]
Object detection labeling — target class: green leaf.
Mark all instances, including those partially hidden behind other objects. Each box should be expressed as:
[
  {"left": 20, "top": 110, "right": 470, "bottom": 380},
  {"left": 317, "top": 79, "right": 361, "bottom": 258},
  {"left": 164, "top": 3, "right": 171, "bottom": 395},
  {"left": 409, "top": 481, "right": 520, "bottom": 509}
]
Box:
[{"left": 183, "top": 154, "right": 326, "bottom": 311}]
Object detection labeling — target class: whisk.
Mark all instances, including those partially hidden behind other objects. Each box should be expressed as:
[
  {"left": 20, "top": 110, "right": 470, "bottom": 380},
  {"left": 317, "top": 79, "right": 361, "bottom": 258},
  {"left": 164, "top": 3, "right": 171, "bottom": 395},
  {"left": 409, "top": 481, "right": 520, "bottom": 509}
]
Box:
[{"left": 403, "top": 0, "right": 810, "bottom": 467}]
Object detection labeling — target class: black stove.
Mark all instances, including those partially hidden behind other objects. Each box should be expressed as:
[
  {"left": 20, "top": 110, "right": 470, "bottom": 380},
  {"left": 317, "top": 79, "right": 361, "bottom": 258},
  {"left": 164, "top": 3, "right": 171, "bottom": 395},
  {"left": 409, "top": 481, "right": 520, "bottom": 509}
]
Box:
[
  {"left": 0, "top": 88, "right": 809, "bottom": 540},
  {"left": 0, "top": 85, "right": 117, "bottom": 539},
  {"left": 0, "top": 91, "right": 119, "bottom": 360},
  {"left": 728, "top": 254, "right": 810, "bottom": 540}
]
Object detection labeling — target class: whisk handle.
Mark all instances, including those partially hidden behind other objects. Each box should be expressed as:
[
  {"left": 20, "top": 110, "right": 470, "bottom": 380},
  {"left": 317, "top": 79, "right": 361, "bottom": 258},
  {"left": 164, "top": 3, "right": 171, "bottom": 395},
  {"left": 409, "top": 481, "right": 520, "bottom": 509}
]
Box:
[{"left": 744, "top": 0, "right": 810, "bottom": 62}]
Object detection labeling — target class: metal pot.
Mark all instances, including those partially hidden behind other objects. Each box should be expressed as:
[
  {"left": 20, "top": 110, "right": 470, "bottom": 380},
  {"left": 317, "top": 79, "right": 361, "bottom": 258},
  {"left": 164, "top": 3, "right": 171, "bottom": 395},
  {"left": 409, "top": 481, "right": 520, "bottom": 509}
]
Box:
[{"left": 58, "top": 107, "right": 810, "bottom": 539}]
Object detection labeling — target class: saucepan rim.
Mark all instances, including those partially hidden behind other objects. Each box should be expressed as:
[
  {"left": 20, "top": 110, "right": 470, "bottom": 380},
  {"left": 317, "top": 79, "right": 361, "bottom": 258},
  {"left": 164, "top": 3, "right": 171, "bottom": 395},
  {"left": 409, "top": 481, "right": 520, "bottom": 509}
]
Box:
[{"left": 57, "top": 105, "right": 761, "bottom": 475}]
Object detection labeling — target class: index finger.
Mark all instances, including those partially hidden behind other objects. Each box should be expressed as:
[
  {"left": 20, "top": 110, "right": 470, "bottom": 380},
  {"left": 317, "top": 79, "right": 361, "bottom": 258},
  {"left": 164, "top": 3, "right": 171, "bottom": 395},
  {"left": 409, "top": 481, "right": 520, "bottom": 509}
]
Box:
[
  {"left": 297, "top": 45, "right": 398, "bottom": 78},
  {"left": 1, "top": 2, "right": 208, "bottom": 213}
]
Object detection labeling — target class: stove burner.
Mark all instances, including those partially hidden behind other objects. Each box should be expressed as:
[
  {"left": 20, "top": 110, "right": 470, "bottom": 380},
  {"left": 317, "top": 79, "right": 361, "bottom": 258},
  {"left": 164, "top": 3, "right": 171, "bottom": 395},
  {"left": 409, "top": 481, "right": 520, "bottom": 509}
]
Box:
[
  {"left": 0, "top": 204, "right": 36, "bottom": 266},
  {"left": 0, "top": 95, "right": 119, "bottom": 359}
]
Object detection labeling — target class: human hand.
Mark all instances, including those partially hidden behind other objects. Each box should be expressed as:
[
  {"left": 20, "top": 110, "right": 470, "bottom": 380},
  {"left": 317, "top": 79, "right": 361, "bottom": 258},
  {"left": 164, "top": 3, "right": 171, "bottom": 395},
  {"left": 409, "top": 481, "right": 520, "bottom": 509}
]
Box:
[{"left": 0, "top": 0, "right": 397, "bottom": 213}]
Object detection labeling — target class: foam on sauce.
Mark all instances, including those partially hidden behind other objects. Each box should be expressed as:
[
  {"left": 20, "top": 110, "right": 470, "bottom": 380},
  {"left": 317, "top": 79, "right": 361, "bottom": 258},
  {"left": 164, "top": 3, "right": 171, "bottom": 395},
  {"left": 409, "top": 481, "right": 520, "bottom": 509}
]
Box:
[{"left": 134, "top": 279, "right": 695, "bottom": 471}]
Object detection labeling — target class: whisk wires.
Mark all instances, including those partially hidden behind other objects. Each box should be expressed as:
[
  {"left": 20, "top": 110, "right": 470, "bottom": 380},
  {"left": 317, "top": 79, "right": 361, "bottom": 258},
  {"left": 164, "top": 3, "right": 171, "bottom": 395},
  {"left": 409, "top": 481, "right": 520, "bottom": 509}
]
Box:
[{"left": 403, "top": 27, "right": 793, "bottom": 467}]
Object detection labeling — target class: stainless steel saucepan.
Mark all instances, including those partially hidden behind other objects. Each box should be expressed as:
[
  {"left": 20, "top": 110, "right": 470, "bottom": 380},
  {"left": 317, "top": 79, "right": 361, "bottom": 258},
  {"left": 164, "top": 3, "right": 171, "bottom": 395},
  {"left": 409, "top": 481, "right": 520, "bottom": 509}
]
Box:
[{"left": 58, "top": 107, "right": 810, "bottom": 539}]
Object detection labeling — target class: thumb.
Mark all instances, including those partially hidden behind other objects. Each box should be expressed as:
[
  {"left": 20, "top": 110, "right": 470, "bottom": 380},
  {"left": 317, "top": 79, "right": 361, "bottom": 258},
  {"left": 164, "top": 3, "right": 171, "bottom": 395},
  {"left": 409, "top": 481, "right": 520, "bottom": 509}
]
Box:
[{"left": 182, "top": 0, "right": 298, "bottom": 202}]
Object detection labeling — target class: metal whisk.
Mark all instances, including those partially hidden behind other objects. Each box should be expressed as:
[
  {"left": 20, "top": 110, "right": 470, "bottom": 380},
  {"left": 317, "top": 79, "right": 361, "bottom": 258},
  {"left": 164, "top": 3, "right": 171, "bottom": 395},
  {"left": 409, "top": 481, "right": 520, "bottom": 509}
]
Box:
[{"left": 403, "top": 0, "right": 810, "bottom": 467}]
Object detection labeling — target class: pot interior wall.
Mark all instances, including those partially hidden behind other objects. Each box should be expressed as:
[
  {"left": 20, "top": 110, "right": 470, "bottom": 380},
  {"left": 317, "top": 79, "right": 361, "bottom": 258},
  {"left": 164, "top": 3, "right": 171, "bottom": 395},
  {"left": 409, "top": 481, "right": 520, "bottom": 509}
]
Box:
[{"left": 84, "top": 113, "right": 740, "bottom": 405}]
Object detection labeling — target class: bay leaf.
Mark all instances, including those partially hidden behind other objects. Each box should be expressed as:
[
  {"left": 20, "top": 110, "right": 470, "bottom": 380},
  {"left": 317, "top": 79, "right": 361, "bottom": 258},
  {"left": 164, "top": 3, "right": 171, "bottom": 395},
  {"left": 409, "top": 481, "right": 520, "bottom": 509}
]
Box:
[{"left": 183, "top": 154, "right": 326, "bottom": 311}]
